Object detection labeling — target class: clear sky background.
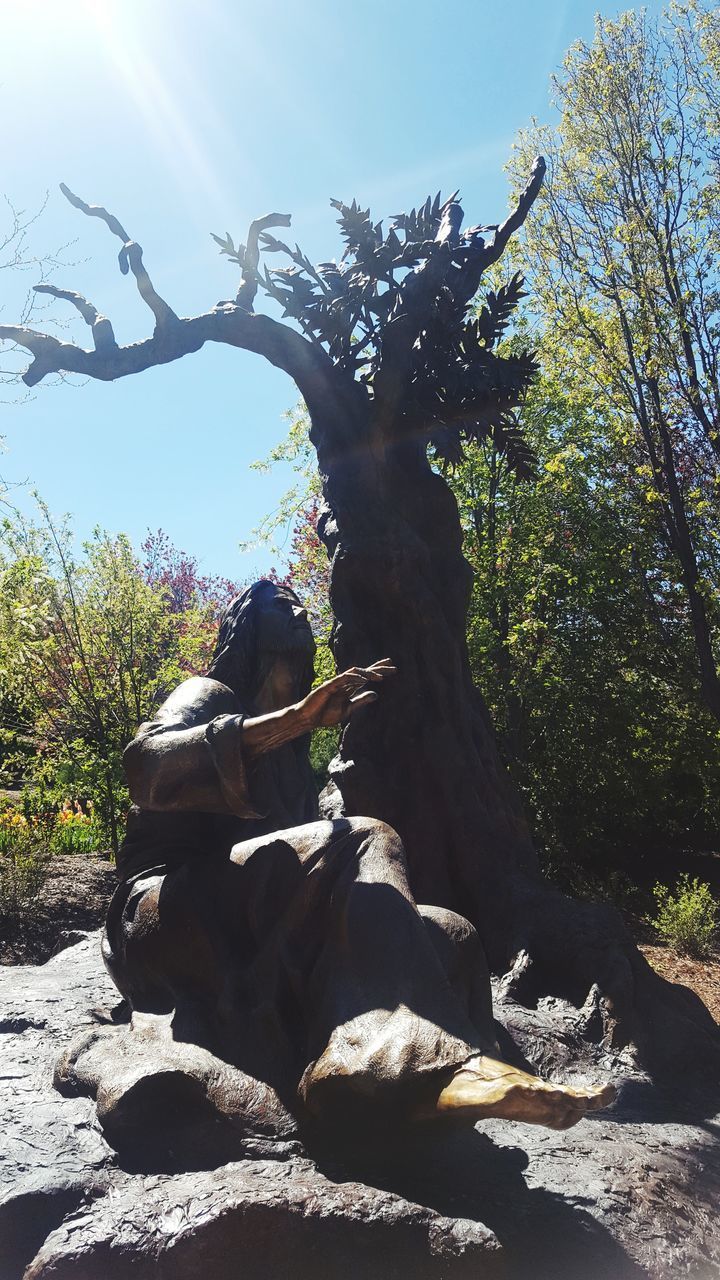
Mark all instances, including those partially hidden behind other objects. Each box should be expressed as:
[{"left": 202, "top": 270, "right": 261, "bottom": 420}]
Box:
[{"left": 0, "top": 0, "right": 663, "bottom": 581}]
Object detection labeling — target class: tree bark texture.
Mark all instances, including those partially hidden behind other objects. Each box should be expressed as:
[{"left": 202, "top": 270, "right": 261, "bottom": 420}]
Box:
[{"left": 312, "top": 414, "right": 720, "bottom": 1079}]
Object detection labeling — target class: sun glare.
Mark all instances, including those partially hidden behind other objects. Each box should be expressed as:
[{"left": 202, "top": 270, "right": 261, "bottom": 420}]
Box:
[{"left": 9, "top": 0, "right": 241, "bottom": 229}]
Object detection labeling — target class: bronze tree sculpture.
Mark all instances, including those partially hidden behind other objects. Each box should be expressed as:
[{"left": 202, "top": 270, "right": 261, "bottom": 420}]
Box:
[
  {"left": 2, "top": 161, "right": 718, "bottom": 1078},
  {"left": 74, "top": 578, "right": 611, "bottom": 1156}
]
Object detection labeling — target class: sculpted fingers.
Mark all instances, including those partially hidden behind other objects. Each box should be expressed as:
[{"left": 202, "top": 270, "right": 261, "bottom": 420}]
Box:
[
  {"left": 343, "top": 660, "right": 397, "bottom": 683},
  {"left": 337, "top": 672, "right": 370, "bottom": 694},
  {"left": 347, "top": 690, "right": 379, "bottom": 715}
]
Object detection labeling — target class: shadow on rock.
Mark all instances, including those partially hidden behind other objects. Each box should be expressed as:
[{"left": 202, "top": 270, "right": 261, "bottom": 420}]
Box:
[{"left": 311, "top": 1125, "right": 650, "bottom": 1280}]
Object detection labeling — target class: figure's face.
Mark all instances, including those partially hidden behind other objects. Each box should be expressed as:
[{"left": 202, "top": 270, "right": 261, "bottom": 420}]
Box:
[{"left": 253, "top": 585, "right": 316, "bottom": 661}]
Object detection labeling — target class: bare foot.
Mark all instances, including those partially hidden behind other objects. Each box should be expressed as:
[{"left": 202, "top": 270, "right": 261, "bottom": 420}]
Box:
[{"left": 416, "top": 1056, "right": 616, "bottom": 1130}]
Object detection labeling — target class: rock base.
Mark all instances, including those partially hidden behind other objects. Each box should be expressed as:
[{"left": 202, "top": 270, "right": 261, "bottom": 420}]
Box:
[{"left": 1, "top": 934, "right": 719, "bottom": 1280}]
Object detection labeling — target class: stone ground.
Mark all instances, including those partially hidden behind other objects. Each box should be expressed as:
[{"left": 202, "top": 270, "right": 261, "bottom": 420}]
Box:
[{"left": 1, "top": 932, "right": 719, "bottom": 1280}]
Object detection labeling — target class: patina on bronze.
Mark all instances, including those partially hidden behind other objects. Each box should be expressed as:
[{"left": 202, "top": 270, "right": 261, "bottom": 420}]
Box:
[{"left": 92, "top": 581, "right": 613, "bottom": 1144}]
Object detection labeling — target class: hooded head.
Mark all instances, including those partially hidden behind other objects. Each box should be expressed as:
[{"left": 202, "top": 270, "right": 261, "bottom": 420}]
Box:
[{"left": 207, "top": 580, "right": 316, "bottom": 711}]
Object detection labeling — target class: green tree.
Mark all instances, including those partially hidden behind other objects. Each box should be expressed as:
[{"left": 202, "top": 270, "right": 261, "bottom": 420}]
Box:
[
  {"left": 453, "top": 358, "right": 720, "bottom": 865},
  {"left": 0, "top": 505, "right": 178, "bottom": 851},
  {"left": 512, "top": 2, "right": 720, "bottom": 722}
]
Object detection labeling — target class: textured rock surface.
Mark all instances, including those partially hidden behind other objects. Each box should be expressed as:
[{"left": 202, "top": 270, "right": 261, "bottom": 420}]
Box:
[
  {"left": 1, "top": 933, "right": 719, "bottom": 1280},
  {"left": 23, "top": 1158, "right": 502, "bottom": 1280}
]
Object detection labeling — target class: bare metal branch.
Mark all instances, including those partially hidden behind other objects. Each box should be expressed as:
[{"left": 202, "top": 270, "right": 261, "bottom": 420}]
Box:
[
  {"left": 0, "top": 326, "right": 65, "bottom": 386},
  {"left": 236, "top": 212, "right": 292, "bottom": 309},
  {"left": 449, "top": 158, "right": 547, "bottom": 310},
  {"left": 59, "top": 183, "right": 131, "bottom": 247},
  {"left": 122, "top": 241, "right": 178, "bottom": 330},
  {"left": 33, "top": 284, "right": 117, "bottom": 352},
  {"left": 484, "top": 155, "right": 547, "bottom": 267},
  {"left": 0, "top": 305, "right": 336, "bottom": 406},
  {"left": 59, "top": 183, "right": 179, "bottom": 331}
]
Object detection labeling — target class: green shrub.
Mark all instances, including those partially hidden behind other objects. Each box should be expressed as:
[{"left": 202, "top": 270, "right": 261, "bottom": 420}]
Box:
[
  {"left": 310, "top": 726, "right": 340, "bottom": 791},
  {"left": 647, "top": 875, "right": 718, "bottom": 958},
  {"left": 0, "top": 809, "right": 53, "bottom": 932}
]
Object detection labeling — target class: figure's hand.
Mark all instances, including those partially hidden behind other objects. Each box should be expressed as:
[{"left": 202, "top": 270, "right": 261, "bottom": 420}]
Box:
[{"left": 300, "top": 659, "right": 396, "bottom": 729}]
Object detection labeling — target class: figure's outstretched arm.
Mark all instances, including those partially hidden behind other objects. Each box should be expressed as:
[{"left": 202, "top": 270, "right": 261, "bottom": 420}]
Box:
[
  {"left": 124, "top": 664, "right": 395, "bottom": 813},
  {"left": 242, "top": 659, "right": 396, "bottom": 756}
]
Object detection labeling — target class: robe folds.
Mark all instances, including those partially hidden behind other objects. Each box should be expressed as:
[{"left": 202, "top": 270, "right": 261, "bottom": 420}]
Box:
[{"left": 104, "top": 676, "right": 496, "bottom": 1119}]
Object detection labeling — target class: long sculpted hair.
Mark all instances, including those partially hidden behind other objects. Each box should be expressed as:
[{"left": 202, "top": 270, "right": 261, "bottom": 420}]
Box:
[{"left": 206, "top": 580, "right": 315, "bottom": 712}]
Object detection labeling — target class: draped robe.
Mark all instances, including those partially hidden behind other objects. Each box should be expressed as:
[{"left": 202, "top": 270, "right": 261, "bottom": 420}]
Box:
[{"left": 103, "top": 676, "right": 496, "bottom": 1119}]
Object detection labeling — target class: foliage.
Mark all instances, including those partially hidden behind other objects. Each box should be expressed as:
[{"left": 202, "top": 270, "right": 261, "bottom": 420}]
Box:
[
  {"left": 454, "top": 348, "right": 720, "bottom": 859},
  {"left": 648, "top": 874, "right": 718, "bottom": 956},
  {"left": 0, "top": 506, "right": 175, "bottom": 849},
  {"left": 542, "top": 850, "right": 639, "bottom": 913},
  {"left": 242, "top": 405, "right": 321, "bottom": 558},
  {"left": 0, "top": 192, "right": 73, "bottom": 404},
  {"left": 0, "top": 504, "right": 244, "bottom": 852},
  {"left": 141, "top": 528, "right": 242, "bottom": 679},
  {"left": 212, "top": 190, "right": 538, "bottom": 475},
  {"left": 510, "top": 2, "right": 720, "bottom": 720},
  {"left": 0, "top": 806, "right": 53, "bottom": 932},
  {"left": 142, "top": 528, "right": 239, "bottom": 614}
]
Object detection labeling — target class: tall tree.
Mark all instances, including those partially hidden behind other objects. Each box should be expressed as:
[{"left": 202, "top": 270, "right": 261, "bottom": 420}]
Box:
[
  {"left": 453, "top": 356, "right": 720, "bottom": 863},
  {"left": 512, "top": 2, "right": 720, "bottom": 724},
  {"left": 1, "top": 159, "right": 716, "bottom": 1073}
]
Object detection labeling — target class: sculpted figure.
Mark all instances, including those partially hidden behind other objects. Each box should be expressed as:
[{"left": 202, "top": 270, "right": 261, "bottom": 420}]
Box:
[{"left": 101, "top": 580, "right": 613, "bottom": 1135}]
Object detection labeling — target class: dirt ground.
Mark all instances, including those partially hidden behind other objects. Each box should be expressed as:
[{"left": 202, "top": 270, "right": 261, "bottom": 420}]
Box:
[
  {"left": 638, "top": 942, "right": 720, "bottom": 1023},
  {"left": 1, "top": 853, "right": 718, "bottom": 1026},
  {"left": 0, "top": 852, "right": 116, "bottom": 965}
]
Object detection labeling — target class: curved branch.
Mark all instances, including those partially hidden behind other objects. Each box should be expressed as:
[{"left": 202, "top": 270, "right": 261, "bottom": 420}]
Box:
[
  {"left": 122, "top": 241, "right": 178, "bottom": 330},
  {"left": 451, "top": 157, "right": 547, "bottom": 307},
  {"left": 33, "top": 284, "right": 117, "bottom": 352},
  {"left": 0, "top": 304, "right": 337, "bottom": 404},
  {"left": 0, "top": 325, "right": 65, "bottom": 384},
  {"left": 236, "top": 212, "right": 292, "bottom": 309},
  {"left": 59, "top": 183, "right": 178, "bottom": 331},
  {"left": 58, "top": 183, "right": 131, "bottom": 244},
  {"left": 484, "top": 155, "right": 547, "bottom": 268}
]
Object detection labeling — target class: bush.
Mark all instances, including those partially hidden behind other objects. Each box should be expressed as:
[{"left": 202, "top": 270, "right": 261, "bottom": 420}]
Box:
[
  {"left": 21, "top": 777, "right": 117, "bottom": 855},
  {"left": 647, "top": 875, "right": 719, "bottom": 958},
  {"left": 309, "top": 726, "right": 339, "bottom": 791},
  {"left": 0, "top": 808, "right": 53, "bottom": 932}
]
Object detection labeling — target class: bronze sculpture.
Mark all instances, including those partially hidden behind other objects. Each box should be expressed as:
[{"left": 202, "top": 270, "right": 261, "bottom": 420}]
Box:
[
  {"left": 99, "top": 580, "right": 613, "bottom": 1139},
  {"left": 7, "top": 175, "right": 717, "bottom": 1079}
]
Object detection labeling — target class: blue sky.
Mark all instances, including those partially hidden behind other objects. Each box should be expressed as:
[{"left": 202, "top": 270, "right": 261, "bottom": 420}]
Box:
[{"left": 0, "top": 0, "right": 663, "bottom": 581}]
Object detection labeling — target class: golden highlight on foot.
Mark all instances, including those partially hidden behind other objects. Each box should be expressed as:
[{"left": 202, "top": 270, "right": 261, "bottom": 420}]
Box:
[{"left": 421, "top": 1056, "right": 616, "bottom": 1130}]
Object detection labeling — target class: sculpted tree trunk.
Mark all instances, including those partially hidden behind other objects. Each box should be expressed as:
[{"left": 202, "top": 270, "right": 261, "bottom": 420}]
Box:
[
  {"left": 312, "top": 406, "right": 719, "bottom": 1081},
  {"left": 318, "top": 431, "right": 538, "bottom": 909},
  {"left": 2, "top": 166, "right": 718, "bottom": 1078}
]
